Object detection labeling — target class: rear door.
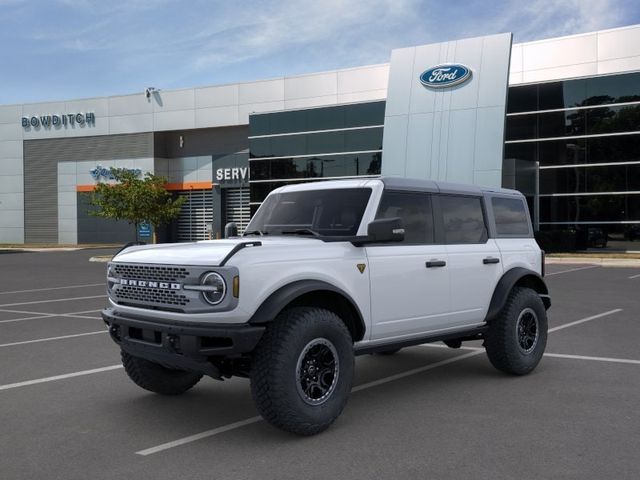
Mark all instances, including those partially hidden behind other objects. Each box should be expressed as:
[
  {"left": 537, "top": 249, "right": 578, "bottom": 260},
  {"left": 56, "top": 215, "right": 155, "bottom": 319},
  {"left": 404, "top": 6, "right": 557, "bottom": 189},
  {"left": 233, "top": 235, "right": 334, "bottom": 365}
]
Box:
[
  {"left": 439, "top": 194, "right": 503, "bottom": 327},
  {"left": 366, "top": 191, "right": 451, "bottom": 341}
]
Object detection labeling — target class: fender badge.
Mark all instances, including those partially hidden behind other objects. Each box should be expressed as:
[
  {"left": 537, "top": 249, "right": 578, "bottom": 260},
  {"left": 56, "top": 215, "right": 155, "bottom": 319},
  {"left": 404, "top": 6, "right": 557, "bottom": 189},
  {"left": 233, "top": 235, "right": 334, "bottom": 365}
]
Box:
[{"left": 357, "top": 264, "right": 366, "bottom": 274}]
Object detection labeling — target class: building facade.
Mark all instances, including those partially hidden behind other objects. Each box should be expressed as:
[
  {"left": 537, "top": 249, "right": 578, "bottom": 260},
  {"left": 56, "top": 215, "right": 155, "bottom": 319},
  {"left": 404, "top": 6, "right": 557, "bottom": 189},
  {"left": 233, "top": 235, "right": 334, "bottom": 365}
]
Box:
[{"left": 1, "top": 24, "right": 640, "bottom": 248}]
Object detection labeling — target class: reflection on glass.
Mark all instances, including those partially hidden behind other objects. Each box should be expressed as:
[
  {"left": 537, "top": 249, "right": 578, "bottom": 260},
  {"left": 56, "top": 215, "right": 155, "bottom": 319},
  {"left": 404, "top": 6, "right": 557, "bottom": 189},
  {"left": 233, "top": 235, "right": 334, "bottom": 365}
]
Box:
[
  {"left": 249, "top": 101, "right": 386, "bottom": 136},
  {"left": 506, "top": 72, "right": 640, "bottom": 113},
  {"left": 249, "top": 128, "right": 383, "bottom": 158},
  {"left": 376, "top": 192, "right": 434, "bottom": 244},
  {"left": 492, "top": 198, "right": 530, "bottom": 235},
  {"left": 441, "top": 196, "right": 487, "bottom": 244},
  {"left": 249, "top": 152, "right": 382, "bottom": 181},
  {"left": 540, "top": 164, "right": 640, "bottom": 195},
  {"left": 540, "top": 195, "right": 640, "bottom": 223},
  {"left": 246, "top": 188, "right": 372, "bottom": 236}
]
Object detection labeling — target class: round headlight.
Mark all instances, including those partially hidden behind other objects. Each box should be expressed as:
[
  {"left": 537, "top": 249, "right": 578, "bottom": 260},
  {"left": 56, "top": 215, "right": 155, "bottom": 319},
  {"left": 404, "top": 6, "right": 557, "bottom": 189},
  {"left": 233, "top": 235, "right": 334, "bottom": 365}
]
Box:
[
  {"left": 107, "top": 264, "right": 115, "bottom": 291},
  {"left": 201, "top": 272, "right": 226, "bottom": 305}
]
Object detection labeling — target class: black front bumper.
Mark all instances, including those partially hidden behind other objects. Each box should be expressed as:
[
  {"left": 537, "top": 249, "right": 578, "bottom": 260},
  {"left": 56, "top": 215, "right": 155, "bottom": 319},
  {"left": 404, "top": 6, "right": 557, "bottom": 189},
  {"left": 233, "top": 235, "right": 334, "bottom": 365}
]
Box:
[{"left": 102, "top": 308, "right": 265, "bottom": 378}]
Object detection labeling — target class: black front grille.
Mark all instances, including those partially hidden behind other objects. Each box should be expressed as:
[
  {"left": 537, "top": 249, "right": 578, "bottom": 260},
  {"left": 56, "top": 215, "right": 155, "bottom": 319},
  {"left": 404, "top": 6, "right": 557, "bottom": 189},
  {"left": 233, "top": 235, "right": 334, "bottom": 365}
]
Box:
[
  {"left": 113, "top": 264, "right": 190, "bottom": 282},
  {"left": 114, "top": 285, "right": 189, "bottom": 307}
]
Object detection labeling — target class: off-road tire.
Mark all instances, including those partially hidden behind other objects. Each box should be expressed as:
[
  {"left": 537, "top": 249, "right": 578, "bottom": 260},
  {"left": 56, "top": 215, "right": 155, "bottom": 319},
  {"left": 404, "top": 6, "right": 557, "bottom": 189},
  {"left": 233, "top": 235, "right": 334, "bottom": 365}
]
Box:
[
  {"left": 250, "top": 307, "right": 354, "bottom": 436},
  {"left": 485, "top": 287, "right": 547, "bottom": 375},
  {"left": 121, "top": 350, "right": 202, "bottom": 395}
]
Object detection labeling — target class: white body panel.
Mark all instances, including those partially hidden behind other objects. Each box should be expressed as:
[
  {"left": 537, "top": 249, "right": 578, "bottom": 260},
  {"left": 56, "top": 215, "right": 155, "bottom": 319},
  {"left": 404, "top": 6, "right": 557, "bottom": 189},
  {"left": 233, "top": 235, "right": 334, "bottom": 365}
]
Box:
[
  {"left": 366, "top": 244, "right": 450, "bottom": 341},
  {"left": 495, "top": 238, "right": 541, "bottom": 275},
  {"left": 446, "top": 240, "right": 503, "bottom": 326}
]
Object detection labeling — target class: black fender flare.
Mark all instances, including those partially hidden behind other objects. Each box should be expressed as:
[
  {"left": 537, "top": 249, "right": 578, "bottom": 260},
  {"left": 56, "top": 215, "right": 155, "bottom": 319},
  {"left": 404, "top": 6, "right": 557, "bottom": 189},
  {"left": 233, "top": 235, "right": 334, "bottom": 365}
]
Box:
[
  {"left": 485, "top": 267, "right": 550, "bottom": 322},
  {"left": 248, "top": 280, "right": 366, "bottom": 341}
]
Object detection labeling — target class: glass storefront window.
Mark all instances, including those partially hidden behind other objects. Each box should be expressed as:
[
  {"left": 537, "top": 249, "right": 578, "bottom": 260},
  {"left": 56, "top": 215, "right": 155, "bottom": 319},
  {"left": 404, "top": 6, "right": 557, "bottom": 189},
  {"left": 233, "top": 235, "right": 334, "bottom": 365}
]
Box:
[
  {"left": 507, "top": 85, "right": 537, "bottom": 113},
  {"left": 250, "top": 152, "right": 382, "bottom": 181},
  {"left": 538, "top": 139, "right": 586, "bottom": 167},
  {"left": 540, "top": 194, "right": 640, "bottom": 223},
  {"left": 506, "top": 134, "right": 640, "bottom": 169},
  {"left": 586, "top": 73, "right": 640, "bottom": 105},
  {"left": 538, "top": 79, "right": 587, "bottom": 110},
  {"left": 540, "top": 164, "right": 640, "bottom": 195},
  {"left": 506, "top": 72, "right": 640, "bottom": 114},
  {"left": 249, "top": 127, "right": 383, "bottom": 158},
  {"left": 505, "top": 114, "right": 537, "bottom": 141},
  {"left": 586, "top": 104, "right": 640, "bottom": 135},
  {"left": 249, "top": 101, "right": 386, "bottom": 136}
]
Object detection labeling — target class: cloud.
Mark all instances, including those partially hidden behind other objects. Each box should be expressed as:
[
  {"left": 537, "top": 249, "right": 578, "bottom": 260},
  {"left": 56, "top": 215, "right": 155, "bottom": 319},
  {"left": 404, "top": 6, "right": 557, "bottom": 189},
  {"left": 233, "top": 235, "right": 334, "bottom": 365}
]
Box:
[
  {"left": 489, "top": 0, "right": 628, "bottom": 42},
  {"left": 1, "top": 0, "right": 638, "bottom": 103}
]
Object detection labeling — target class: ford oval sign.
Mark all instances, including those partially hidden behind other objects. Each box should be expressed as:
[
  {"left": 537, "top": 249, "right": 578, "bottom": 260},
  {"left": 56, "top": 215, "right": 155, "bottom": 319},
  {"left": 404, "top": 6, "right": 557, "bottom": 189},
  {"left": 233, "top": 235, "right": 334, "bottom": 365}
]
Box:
[{"left": 419, "top": 64, "right": 472, "bottom": 89}]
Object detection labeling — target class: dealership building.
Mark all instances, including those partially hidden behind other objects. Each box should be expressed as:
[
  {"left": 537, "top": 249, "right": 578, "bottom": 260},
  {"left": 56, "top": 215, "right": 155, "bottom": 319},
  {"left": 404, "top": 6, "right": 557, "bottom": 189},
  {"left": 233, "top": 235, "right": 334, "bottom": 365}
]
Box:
[{"left": 1, "top": 24, "right": 639, "bottom": 247}]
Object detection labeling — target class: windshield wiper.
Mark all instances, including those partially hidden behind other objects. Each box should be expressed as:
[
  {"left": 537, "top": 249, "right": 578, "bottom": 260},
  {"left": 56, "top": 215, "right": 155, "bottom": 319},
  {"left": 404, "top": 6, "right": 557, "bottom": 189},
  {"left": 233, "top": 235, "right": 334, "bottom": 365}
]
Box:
[
  {"left": 280, "top": 228, "right": 321, "bottom": 237},
  {"left": 243, "top": 230, "right": 268, "bottom": 236}
]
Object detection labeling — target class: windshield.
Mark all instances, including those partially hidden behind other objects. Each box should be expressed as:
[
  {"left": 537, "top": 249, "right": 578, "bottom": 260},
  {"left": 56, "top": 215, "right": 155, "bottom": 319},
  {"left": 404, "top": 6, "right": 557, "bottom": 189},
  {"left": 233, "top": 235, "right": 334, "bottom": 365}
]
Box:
[{"left": 245, "top": 188, "right": 372, "bottom": 237}]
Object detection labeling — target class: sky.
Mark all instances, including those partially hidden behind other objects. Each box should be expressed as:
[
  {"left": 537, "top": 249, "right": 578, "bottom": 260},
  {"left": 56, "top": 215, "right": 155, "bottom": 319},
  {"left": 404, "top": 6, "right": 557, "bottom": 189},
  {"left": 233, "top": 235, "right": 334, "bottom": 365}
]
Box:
[{"left": 1, "top": 0, "right": 639, "bottom": 104}]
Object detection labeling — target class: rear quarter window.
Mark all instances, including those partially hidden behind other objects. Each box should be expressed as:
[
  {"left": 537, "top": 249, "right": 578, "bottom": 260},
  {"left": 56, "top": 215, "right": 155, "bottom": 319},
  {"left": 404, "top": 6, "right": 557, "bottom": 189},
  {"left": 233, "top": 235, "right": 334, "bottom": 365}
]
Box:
[{"left": 492, "top": 197, "right": 531, "bottom": 236}]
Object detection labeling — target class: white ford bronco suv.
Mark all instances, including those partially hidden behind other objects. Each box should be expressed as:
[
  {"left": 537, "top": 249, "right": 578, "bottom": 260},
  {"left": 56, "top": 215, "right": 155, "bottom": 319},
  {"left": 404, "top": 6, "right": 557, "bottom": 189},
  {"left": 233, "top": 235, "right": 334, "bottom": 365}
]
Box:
[{"left": 102, "top": 177, "right": 550, "bottom": 435}]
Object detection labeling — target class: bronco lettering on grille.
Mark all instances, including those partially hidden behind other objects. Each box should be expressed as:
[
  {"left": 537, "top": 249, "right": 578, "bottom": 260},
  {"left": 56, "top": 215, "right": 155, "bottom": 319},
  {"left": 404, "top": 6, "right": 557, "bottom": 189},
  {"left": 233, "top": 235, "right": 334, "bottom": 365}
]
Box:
[{"left": 119, "top": 279, "right": 181, "bottom": 290}]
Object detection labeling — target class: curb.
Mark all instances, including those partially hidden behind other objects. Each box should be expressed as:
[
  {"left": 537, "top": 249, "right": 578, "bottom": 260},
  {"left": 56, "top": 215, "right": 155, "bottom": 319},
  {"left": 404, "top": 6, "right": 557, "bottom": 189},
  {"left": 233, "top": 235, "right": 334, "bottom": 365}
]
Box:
[
  {"left": 546, "top": 257, "right": 640, "bottom": 267},
  {"left": 89, "top": 256, "right": 113, "bottom": 263}
]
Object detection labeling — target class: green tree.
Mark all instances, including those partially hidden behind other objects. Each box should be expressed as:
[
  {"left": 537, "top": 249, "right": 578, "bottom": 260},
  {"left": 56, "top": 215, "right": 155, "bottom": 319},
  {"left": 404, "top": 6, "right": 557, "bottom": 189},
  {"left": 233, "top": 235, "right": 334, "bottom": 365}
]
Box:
[{"left": 89, "top": 168, "right": 185, "bottom": 242}]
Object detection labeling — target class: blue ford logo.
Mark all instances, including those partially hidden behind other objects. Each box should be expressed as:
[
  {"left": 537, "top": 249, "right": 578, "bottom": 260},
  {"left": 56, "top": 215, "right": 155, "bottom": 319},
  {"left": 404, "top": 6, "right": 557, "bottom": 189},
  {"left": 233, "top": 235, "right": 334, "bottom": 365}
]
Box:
[{"left": 419, "top": 64, "right": 472, "bottom": 88}]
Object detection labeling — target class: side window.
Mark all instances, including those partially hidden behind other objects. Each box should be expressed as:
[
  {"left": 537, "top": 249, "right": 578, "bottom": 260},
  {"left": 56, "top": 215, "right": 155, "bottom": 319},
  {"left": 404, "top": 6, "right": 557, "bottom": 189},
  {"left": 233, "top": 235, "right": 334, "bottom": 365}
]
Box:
[
  {"left": 441, "top": 195, "right": 487, "bottom": 244},
  {"left": 492, "top": 197, "right": 531, "bottom": 236},
  {"left": 375, "top": 191, "right": 434, "bottom": 244}
]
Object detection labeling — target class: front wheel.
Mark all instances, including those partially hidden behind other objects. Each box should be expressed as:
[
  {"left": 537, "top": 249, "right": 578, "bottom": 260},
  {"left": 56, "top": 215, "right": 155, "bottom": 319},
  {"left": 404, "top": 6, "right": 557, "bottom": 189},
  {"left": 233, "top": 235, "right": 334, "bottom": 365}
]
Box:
[
  {"left": 250, "top": 307, "right": 354, "bottom": 435},
  {"left": 484, "top": 287, "right": 548, "bottom": 375},
  {"left": 121, "top": 351, "right": 202, "bottom": 395}
]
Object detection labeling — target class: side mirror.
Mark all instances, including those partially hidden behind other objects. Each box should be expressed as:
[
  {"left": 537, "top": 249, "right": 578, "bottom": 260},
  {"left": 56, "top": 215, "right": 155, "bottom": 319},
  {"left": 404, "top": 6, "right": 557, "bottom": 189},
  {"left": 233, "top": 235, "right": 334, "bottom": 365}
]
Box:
[
  {"left": 224, "top": 222, "right": 238, "bottom": 238},
  {"left": 366, "top": 217, "right": 405, "bottom": 243}
]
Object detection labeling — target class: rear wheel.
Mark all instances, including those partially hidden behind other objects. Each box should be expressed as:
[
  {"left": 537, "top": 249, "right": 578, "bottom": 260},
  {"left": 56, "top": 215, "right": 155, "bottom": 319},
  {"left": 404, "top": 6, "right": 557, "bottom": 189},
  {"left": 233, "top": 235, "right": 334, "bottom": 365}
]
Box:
[
  {"left": 121, "top": 351, "right": 202, "bottom": 395},
  {"left": 250, "top": 307, "right": 354, "bottom": 435},
  {"left": 484, "top": 287, "right": 547, "bottom": 375}
]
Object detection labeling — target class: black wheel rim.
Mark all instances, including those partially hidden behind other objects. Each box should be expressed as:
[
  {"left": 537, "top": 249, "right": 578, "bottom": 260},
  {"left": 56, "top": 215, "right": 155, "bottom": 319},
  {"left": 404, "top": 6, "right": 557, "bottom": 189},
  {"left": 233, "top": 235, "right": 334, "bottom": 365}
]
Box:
[
  {"left": 516, "top": 307, "right": 539, "bottom": 354},
  {"left": 296, "top": 338, "right": 339, "bottom": 406}
]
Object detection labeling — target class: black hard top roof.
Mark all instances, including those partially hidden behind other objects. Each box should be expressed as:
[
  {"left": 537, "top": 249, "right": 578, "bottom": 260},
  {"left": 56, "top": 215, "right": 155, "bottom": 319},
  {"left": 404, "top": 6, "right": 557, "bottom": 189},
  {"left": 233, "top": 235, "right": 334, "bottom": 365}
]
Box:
[{"left": 379, "top": 176, "right": 523, "bottom": 197}]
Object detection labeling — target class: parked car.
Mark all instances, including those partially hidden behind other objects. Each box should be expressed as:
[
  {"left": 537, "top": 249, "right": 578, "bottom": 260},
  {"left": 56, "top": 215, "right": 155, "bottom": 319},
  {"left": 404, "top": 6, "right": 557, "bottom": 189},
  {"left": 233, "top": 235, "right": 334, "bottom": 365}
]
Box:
[{"left": 102, "top": 177, "right": 550, "bottom": 435}]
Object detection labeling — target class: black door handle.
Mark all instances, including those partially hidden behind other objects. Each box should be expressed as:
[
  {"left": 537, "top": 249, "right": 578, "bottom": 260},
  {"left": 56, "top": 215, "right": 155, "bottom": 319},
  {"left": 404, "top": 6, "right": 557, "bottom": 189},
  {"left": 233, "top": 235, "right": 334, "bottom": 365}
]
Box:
[
  {"left": 426, "top": 260, "right": 446, "bottom": 268},
  {"left": 483, "top": 257, "right": 500, "bottom": 264}
]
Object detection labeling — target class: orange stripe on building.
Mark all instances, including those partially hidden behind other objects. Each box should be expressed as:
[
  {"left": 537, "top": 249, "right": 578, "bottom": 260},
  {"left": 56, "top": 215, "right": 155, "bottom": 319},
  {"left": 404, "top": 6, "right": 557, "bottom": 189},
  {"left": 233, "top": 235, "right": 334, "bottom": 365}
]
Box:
[
  {"left": 165, "top": 181, "right": 213, "bottom": 191},
  {"left": 76, "top": 181, "right": 214, "bottom": 192}
]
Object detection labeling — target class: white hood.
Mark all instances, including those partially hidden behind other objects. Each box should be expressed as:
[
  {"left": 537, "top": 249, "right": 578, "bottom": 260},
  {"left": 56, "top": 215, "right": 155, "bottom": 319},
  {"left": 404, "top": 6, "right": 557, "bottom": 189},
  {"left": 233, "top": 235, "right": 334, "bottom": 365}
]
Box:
[{"left": 112, "top": 237, "right": 323, "bottom": 266}]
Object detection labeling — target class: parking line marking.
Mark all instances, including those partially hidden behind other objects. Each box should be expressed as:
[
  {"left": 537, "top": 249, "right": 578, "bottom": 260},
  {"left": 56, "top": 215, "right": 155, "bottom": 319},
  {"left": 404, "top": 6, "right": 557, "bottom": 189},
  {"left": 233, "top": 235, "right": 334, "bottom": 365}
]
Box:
[
  {"left": 0, "top": 330, "right": 107, "bottom": 348},
  {"left": 351, "top": 350, "right": 482, "bottom": 391},
  {"left": 422, "top": 345, "right": 640, "bottom": 366},
  {"left": 546, "top": 265, "right": 599, "bottom": 276},
  {"left": 0, "top": 295, "right": 107, "bottom": 308},
  {"left": 548, "top": 309, "right": 622, "bottom": 333},
  {"left": 135, "top": 308, "right": 626, "bottom": 455},
  {"left": 544, "top": 353, "right": 640, "bottom": 365},
  {"left": 0, "top": 309, "right": 104, "bottom": 324},
  {"left": 135, "top": 350, "right": 482, "bottom": 456},
  {"left": 136, "top": 417, "right": 264, "bottom": 456},
  {"left": 0, "top": 365, "right": 122, "bottom": 392},
  {"left": 0, "top": 283, "right": 104, "bottom": 295},
  {"left": 629, "top": 273, "right": 640, "bottom": 279}
]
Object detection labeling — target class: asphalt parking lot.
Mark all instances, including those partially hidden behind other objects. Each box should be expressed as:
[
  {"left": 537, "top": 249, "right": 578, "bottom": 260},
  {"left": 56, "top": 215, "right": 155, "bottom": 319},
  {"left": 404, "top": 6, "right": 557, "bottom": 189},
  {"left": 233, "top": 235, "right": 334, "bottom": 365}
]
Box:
[{"left": 0, "top": 249, "right": 639, "bottom": 480}]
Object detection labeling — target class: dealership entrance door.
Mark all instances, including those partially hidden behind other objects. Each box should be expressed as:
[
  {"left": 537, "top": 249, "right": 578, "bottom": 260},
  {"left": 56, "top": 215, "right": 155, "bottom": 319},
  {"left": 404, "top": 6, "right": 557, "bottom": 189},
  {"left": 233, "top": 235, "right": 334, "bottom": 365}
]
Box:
[
  {"left": 224, "top": 187, "right": 250, "bottom": 234},
  {"left": 176, "top": 189, "right": 213, "bottom": 241}
]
